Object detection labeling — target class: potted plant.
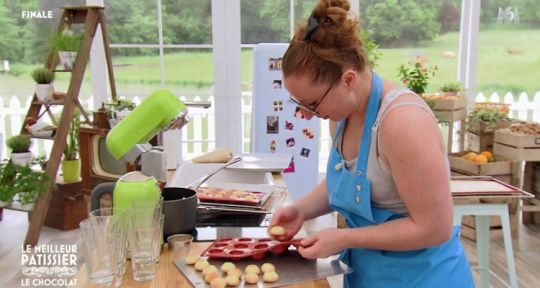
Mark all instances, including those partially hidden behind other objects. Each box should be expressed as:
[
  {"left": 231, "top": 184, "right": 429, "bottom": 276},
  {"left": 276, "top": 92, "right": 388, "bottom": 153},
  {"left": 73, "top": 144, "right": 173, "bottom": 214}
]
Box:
[
  {"left": 6, "top": 135, "right": 32, "bottom": 167},
  {"left": 440, "top": 81, "right": 463, "bottom": 96},
  {"left": 31, "top": 67, "right": 55, "bottom": 103},
  {"left": 105, "top": 98, "right": 136, "bottom": 128},
  {"left": 0, "top": 161, "right": 51, "bottom": 209},
  {"left": 51, "top": 30, "right": 82, "bottom": 70},
  {"left": 61, "top": 110, "right": 81, "bottom": 182},
  {"left": 468, "top": 104, "right": 511, "bottom": 134},
  {"left": 397, "top": 60, "right": 437, "bottom": 109}
]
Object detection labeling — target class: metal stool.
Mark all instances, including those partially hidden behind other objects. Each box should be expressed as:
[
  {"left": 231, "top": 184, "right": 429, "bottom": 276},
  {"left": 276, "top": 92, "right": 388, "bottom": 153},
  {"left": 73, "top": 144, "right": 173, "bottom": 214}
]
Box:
[{"left": 454, "top": 204, "right": 518, "bottom": 288}]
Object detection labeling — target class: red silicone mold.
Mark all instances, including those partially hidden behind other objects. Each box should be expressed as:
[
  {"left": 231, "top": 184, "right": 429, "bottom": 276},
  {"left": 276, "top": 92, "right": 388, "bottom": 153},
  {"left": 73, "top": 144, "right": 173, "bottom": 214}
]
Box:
[
  {"left": 200, "top": 237, "right": 303, "bottom": 261},
  {"left": 197, "top": 187, "right": 265, "bottom": 205}
]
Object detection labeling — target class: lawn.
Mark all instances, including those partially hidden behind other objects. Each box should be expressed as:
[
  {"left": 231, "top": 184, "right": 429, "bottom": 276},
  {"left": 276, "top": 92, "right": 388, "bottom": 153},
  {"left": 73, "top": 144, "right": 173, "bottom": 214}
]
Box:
[{"left": 2, "top": 27, "right": 539, "bottom": 103}]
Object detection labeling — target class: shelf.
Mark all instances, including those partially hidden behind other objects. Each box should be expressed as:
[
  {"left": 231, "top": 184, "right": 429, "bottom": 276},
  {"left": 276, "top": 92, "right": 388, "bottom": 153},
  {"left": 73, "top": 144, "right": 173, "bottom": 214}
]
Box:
[
  {"left": 28, "top": 134, "right": 54, "bottom": 140},
  {"left": 2, "top": 202, "right": 34, "bottom": 213},
  {"left": 32, "top": 100, "right": 64, "bottom": 106}
]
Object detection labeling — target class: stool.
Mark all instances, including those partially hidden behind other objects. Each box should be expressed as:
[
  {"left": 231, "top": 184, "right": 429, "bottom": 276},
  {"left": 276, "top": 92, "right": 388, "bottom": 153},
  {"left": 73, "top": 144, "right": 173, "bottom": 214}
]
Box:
[{"left": 454, "top": 204, "right": 518, "bottom": 288}]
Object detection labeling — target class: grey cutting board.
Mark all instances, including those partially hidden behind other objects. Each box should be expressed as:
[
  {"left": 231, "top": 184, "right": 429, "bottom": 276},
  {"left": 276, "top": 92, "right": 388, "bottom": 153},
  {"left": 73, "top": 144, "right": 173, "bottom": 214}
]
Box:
[{"left": 174, "top": 249, "right": 352, "bottom": 288}]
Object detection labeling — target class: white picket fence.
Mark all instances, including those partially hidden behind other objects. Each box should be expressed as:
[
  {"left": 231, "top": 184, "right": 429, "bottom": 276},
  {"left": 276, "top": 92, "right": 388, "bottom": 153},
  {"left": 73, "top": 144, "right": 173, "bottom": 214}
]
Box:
[{"left": 1, "top": 91, "right": 540, "bottom": 163}]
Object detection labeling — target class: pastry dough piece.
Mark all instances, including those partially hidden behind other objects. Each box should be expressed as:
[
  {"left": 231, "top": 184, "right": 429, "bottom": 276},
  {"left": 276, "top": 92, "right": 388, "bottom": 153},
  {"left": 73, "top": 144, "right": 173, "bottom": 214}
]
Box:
[
  {"left": 261, "top": 263, "right": 275, "bottom": 273},
  {"left": 185, "top": 254, "right": 198, "bottom": 265},
  {"left": 194, "top": 259, "right": 209, "bottom": 271},
  {"left": 220, "top": 262, "right": 235, "bottom": 273},
  {"left": 225, "top": 275, "right": 240, "bottom": 287},
  {"left": 203, "top": 265, "right": 218, "bottom": 276},
  {"left": 245, "top": 264, "right": 260, "bottom": 275},
  {"left": 227, "top": 268, "right": 243, "bottom": 278},
  {"left": 210, "top": 277, "right": 227, "bottom": 288},
  {"left": 269, "top": 225, "right": 286, "bottom": 236},
  {"left": 191, "top": 147, "right": 233, "bottom": 163},
  {"left": 244, "top": 273, "right": 259, "bottom": 284},
  {"left": 204, "top": 270, "right": 220, "bottom": 283},
  {"left": 263, "top": 271, "right": 279, "bottom": 283}
]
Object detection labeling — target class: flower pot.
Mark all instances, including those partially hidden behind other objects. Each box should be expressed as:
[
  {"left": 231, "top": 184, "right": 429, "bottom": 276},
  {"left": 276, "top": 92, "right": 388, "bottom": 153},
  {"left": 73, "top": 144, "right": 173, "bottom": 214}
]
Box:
[
  {"left": 11, "top": 152, "right": 32, "bottom": 167},
  {"left": 35, "top": 84, "right": 54, "bottom": 103},
  {"left": 58, "top": 51, "right": 77, "bottom": 70},
  {"left": 61, "top": 159, "right": 81, "bottom": 182}
]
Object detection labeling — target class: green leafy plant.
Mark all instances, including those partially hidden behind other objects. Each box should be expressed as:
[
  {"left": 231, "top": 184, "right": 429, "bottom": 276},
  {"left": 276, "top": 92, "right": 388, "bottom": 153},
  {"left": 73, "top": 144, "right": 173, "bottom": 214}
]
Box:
[
  {"left": 440, "top": 81, "right": 463, "bottom": 93},
  {"left": 468, "top": 106, "right": 510, "bottom": 133},
  {"left": 105, "top": 98, "right": 137, "bottom": 119},
  {"left": 359, "top": 29, "right": 382, "bottom": 68},
  {"left": 397, "top": 61, "right": 437, "bottom": 95},
  {"left": 31, "top": 67, "right": 55, "bottom": 84},
  {"left": 63, "top": 110, "right": 81, "bottom": 161},
  {"left": 51, "top": 31, "right": 82, "bottom": 52},
  {"left": 6, "top": 135, "right": 31, "bottom": 153},
  {"left": 0, "top": 162, "right": 51, "bottom": 204}
]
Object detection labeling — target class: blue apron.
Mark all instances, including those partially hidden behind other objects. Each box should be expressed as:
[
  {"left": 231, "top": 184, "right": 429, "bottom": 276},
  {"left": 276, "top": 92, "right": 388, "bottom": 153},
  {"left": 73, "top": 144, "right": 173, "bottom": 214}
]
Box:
[{"left": 326, "top": 73, "right": 474, "bottom": 287}]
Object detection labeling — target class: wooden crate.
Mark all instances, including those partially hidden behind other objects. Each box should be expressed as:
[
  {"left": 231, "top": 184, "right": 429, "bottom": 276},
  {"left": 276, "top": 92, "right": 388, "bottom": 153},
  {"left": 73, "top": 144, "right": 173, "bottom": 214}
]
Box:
[
  {"left": 431, "top": 96, "right": 467, "bottom": 111},
  {"left": 448, "top": 151, "right": 513, "bottom": 176},
  {"left": 468, "top": 119, "right": 511, "bottom": 135},
  {"left": 466, "top": 131, "right": 494, "bottom": 153},
  {"left": 434, "top": 108, "right": 467, "bottom": 123},
  {"left": 44, "top": 180, "right": 87, "bottom": 230},
  {"left": 522, "top": 162, "right": 540, "bottom": 224},
  {"left": 493, "top": 129, "right": 540, "bottom": 161}
]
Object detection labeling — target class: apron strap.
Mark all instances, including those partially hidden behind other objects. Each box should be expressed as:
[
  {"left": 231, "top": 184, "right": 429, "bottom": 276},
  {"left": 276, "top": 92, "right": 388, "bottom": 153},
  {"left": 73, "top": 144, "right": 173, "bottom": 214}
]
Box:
[{"left": 355, "top": 72, "right": 383, "bottom": 177}]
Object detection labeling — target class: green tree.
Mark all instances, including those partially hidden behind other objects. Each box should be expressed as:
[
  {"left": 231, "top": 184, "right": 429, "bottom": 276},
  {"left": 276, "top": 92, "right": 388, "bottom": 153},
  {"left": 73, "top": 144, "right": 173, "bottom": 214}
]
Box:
[
  {"left": 162, "top": 0, "right": 212, "bottom": 44},
  {"left": 0, "top": 1, "right": 19, "bottom": 61},
  {"left": 364, "top": 0, "right": 440, "bottom": 47}
]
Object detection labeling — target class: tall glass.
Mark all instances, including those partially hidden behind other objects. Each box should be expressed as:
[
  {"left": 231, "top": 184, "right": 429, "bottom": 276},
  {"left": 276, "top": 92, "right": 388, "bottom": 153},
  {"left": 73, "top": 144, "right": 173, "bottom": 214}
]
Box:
[
  {"left": 80, "top": 218, "right": 118, "bottom": 287},
  {"left": 128, "top": 201, "right": 162, "bottom": 281},
  {"left": 89, "top": 208, "right": 129, "bottom": 287}
]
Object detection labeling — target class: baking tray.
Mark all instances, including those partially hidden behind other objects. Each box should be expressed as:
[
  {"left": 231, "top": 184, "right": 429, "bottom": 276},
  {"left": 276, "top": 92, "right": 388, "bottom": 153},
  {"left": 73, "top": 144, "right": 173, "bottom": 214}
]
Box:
[
  {"left": 451, "top": 176, "right": 534, "bottom": 198},
  {"left": 174, "top": 249, "right": 352, "bottom": 288},
  {"left": 197, "top": 187, "right": 272, "bottom": 207}
]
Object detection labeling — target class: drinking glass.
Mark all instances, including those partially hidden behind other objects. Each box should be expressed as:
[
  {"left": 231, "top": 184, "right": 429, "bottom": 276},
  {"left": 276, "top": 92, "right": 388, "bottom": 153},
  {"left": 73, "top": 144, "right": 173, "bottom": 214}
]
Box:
[{"left": 80, "top": 218, "right": 118, "bottom": 287}]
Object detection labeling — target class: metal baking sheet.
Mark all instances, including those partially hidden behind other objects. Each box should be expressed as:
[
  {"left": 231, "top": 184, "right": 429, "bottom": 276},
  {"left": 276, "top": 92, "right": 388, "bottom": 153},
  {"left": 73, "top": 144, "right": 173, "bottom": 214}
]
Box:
[{"left": 174, "top": 249, "right": 352, "bottom": 288}]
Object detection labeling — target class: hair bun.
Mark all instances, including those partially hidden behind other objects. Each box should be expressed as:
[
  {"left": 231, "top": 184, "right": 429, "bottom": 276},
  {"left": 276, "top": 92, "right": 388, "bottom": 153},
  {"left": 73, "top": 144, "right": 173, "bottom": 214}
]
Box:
[{"left": 314, "top": 0, "right": 351, "bottom": 27}]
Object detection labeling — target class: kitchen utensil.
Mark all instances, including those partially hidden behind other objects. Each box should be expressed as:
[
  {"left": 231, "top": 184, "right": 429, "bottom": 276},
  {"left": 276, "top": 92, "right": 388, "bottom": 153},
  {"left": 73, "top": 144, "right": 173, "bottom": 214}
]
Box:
[
  {"left": 175, "top": 249, "right": 353, "bottom": 288},
  {"left": 200, "top": 237, "right": 303, "bottom": 261},
  {"left": 187, "top": 156, "right": 242, "bottom": 190},
  {"left": 162, "top": 187, "right": 198, "bottom": 240}
]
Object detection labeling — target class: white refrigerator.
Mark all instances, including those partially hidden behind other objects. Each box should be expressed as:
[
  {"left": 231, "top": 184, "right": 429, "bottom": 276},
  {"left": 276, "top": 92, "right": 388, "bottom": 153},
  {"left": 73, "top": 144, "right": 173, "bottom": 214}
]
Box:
[{"left": 251, "top": 43, "right": 320, "bottom": 200}]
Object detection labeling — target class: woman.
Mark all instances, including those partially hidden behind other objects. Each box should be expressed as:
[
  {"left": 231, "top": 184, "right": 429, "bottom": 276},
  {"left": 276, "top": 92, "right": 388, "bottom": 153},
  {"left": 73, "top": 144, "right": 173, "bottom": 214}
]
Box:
[{"left": 269, "top": 0, "right": 474, "bottom": 287}]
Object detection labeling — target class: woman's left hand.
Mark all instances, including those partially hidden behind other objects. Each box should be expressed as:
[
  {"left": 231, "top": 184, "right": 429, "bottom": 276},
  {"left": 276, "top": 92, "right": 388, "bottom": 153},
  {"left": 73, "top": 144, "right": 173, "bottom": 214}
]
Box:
[{"left": 297, "top": 228, "right": 345, "bottom": 259}]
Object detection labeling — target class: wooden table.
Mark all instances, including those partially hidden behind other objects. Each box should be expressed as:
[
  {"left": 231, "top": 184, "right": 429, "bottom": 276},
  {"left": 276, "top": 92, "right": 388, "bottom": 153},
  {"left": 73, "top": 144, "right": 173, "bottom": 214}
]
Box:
[
  {"left": 76, "top": 172, "right": 331, "bottom": 287},
  {"left": 76, "top": 241, "right": 330, "bottom": 287}
]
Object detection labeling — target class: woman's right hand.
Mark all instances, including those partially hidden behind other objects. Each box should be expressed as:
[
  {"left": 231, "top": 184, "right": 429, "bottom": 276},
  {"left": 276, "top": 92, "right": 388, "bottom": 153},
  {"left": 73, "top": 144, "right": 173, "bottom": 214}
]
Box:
[{"left": 268, "top": 204, "right": 305, "bottom": 241}]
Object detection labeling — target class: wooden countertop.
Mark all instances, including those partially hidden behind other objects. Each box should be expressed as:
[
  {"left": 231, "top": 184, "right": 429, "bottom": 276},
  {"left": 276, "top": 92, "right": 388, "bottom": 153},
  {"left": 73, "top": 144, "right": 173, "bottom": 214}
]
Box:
[
  {"left": 76, "top": 241, "right": 330, "bottom": 287},
  {"left": 76, "top": 172, "right": 330, "bottom": 287}
]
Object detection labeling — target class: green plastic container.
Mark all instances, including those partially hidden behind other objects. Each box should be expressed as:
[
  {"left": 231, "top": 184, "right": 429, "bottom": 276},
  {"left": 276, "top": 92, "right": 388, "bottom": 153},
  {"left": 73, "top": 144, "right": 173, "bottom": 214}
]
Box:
[{"left": 61, "top": 159, "right": 81, "bottom": 182}]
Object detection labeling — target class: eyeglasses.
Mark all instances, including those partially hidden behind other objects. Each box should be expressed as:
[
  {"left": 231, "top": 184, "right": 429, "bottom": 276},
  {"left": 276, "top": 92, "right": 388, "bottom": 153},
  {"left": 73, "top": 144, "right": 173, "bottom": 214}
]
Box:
[{"left": 289, "top": 84, "right": 333, "bottom": 116}]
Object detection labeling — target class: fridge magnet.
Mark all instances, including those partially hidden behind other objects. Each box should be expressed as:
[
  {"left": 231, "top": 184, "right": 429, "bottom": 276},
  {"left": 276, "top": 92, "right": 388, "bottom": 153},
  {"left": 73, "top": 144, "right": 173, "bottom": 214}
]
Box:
[
  {"left": 283, "top": 156, "right": 295, "bottom": 173},
  {"left": 286, "top": 137, "right": 296, "bottom": 148},
  {"left": 273, "top": 80, "right": 282, "bottom": 89},
  {"left": 285, "top": 120, "right": 294, "bottom": 131},
  {"left": 300, "top": 147, "right": 311, "bottom": 158},
  {"left": 267, "top": 116, "right": 279, "bottom": 134},
  {"left": 270, "top": 140, "right": 277, "bottom": 153},
  {"left": 268, "top": 58, "right": 283, "bottom": 70},
  {"left": 302, "top": 128, "right": 315, "bottom": 139},
  {"left": 273, "top": 100, "right": 283, "bottom": 112},
  {"left": 294, "top": 106, "right": 305, "bottom": 119}
]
